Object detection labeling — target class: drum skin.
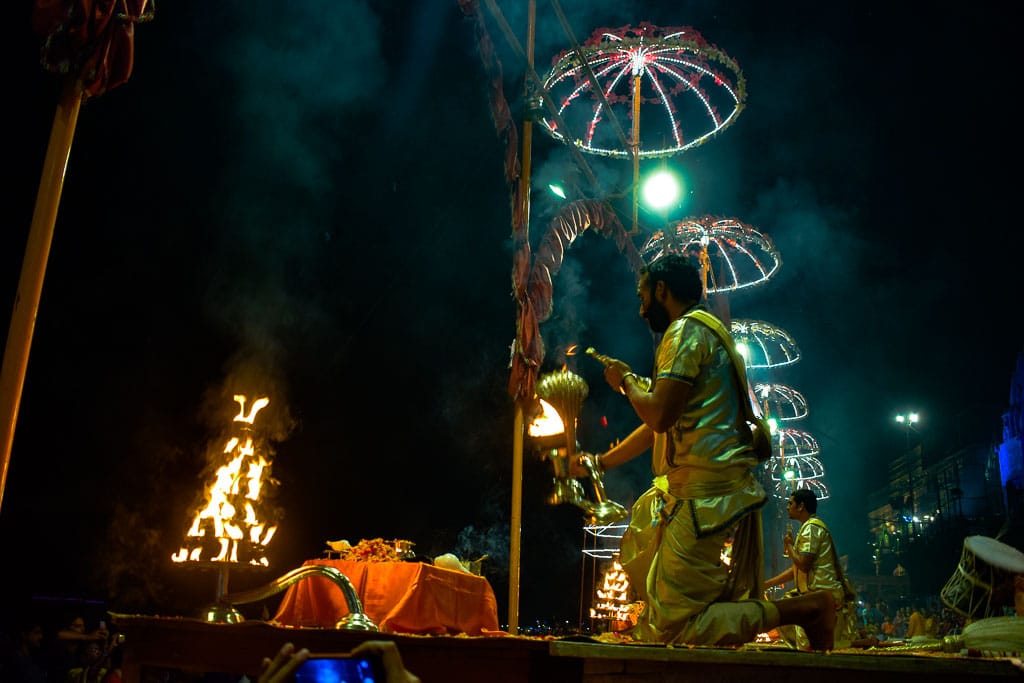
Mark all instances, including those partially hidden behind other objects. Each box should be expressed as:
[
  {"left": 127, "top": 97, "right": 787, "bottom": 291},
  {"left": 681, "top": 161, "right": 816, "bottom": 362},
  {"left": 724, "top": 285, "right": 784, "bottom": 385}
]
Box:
[{"left": 941, "top": 535, "right": 1024, "bottom": 619}]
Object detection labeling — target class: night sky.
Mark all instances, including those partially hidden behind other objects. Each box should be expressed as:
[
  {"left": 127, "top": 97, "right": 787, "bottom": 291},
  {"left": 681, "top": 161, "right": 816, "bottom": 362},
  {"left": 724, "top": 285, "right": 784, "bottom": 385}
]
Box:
[{"left": 1, "top": 1, "right": 1021, "bottom": 627}]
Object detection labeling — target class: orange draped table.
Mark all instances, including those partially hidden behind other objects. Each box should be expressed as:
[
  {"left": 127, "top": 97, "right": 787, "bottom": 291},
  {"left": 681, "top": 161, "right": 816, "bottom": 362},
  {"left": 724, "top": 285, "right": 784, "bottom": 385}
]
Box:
[{"left": 273, "top": 558, "right": 500, "bottom": 635}]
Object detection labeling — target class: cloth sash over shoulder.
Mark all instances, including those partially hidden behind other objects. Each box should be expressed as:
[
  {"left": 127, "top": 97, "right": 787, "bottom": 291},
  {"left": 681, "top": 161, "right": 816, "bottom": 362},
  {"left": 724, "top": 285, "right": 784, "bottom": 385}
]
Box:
[{"left": 682, "top": 309, "right": 772, "bottom": 463}]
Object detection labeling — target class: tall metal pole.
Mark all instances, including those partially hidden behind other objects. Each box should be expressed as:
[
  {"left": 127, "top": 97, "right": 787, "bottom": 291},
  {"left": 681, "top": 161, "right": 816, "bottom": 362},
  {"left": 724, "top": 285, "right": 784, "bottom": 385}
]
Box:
[{"left": 507, "top": 0, "right": 535, "bottom": 636}]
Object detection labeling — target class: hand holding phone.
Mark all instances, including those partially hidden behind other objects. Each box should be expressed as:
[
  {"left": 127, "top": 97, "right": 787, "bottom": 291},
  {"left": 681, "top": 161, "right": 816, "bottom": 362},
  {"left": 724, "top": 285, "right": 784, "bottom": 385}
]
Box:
[
  {"left": 348, "top": 641, "right": 421, "bottom": 683},
  {"left": 295, "top": 652, "right": 385, "bottom": 683},
  {"left": 259, "top": 640, "right": 418, "bottom": 683},
  {"left": 258, "top": 643, "right": 309, "bottom": 683}
]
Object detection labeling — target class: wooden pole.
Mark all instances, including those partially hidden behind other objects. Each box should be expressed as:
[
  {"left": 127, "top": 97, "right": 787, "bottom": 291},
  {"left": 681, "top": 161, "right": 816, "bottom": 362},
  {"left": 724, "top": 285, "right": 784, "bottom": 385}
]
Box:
[
  {"left": 507, "top": 0, "right": 535, "bottom": 637},
  {"left": 509, "top": 404, "right": 524, "bottom": 634},
  {"left": 631, "top": 74, "right": 641, "bottom": 234},
  {"left": 0, "top": 78, "right": 83, "bottom": 512}
]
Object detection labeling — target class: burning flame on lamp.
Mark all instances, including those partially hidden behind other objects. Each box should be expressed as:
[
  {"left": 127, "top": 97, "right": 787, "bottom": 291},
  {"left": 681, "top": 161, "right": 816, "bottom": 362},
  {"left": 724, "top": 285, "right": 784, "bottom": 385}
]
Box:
[
  {"left": 171, "top": 394, "right": 278, "bottom": 567},
  {"left": 527, "top": 399, "right": 565, "bottom": 439},
  {"left": 590, "top": 559, "right": 632, "bottom": 624}
]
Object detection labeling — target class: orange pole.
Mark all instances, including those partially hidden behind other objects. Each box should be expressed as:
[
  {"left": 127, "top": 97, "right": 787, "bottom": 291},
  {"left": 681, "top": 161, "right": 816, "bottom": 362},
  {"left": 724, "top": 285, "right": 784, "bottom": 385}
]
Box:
[
  {"left": 507, "top": 0, "right": 535, "bottom": 637},
  {"left": 0, "top": 78, "right": 83, "bottom": 512},
  {"left": 631, "top": 74, "right": 641, "bottom": 234}
]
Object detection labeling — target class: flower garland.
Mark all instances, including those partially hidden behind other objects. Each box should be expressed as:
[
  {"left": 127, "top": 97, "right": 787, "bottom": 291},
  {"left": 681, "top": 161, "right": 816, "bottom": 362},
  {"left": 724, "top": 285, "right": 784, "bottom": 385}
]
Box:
[{"left": 335, "top": 537, "right": 414, "bottom": 562}]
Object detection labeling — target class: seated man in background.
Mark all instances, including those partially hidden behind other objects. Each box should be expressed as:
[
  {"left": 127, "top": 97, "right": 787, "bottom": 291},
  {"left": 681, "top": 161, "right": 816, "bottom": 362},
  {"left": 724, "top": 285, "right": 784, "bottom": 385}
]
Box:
[{"left": 764, "top": 488, "right": 859, "bottom": 648}]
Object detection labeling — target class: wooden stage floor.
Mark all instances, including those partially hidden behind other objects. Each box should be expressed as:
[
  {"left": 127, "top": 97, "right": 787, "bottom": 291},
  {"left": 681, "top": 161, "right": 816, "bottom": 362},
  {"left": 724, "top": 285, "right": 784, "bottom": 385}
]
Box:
[{"left": 111, "top": 614, "right": 1024, "bottom": 682}]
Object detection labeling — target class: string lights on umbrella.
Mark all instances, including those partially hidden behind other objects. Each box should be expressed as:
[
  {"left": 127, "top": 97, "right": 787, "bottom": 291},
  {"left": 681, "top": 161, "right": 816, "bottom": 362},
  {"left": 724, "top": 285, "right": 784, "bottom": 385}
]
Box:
[
  {"left": 538, "top": 22, "right": 745, "bottom": 233},
  {"left": 639, "top": 216, "right": 780, "bottom": 295},
  {"left": 766, "top": 428, "right": 829, "bottom": 500},
  {"left": 538, "top": 22, "right": 746, "bottom": 159},
  {"left": 754, "top": 383, "right": 808, "bottom": 422},
  {"left": 731, "top": 319, "right": 801, "bottom": 370},
  {"left": 730, "top": 323, "right": 828, "bottom": 502}
]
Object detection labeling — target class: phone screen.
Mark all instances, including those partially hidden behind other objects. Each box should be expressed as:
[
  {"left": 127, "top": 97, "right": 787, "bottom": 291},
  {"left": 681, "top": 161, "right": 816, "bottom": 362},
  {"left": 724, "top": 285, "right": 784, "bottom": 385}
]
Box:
[{"left": 294, "top": 653, "right": 385, "bottom": 683}]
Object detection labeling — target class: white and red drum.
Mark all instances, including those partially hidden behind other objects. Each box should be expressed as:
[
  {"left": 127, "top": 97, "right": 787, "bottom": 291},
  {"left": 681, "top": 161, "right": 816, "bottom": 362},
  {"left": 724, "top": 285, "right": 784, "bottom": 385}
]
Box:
[{"left": 940, "top": 535, "right": 1024, "bottom": 619}]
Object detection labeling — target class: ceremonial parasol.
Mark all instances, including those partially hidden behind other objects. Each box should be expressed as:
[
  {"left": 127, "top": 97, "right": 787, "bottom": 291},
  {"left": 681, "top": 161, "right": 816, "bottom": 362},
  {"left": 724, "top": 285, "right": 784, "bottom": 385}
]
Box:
[
  {"left": 753, "top": 383, "right": 809, "bottom": 422},
  {"left": 537, "top": 22, "right": 745, "bottom": 159},
  {"left": 767, "top": 427, "right": 829, "bottom": 500},
  {"left": 0, "top": 0, "right": 155, "bottom": 512},
  {"left": 538, "top": 22, "right": 745, "bottom": 232},
  {"left": 639, "top": 215, "right": 780, "bottom": 297},
  {"left": 730, "top": 319, "right": 801, "bottom": 370}
]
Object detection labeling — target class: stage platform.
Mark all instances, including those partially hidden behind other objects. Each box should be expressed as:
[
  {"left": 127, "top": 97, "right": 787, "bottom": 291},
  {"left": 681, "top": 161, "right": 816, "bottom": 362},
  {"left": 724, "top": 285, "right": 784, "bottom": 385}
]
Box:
[{"left": 111, "top": 614, "right": 1023, "bottom": 682}]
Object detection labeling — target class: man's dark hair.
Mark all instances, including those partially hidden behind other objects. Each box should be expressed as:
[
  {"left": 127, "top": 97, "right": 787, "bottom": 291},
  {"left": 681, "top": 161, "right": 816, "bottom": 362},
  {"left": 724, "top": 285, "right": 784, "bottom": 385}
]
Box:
[
  {"left": 792, "top": 488, "right": 818, "bottom": 513},
  {"left": 642, "top": 254, "right": 703, "bottom": 303}
]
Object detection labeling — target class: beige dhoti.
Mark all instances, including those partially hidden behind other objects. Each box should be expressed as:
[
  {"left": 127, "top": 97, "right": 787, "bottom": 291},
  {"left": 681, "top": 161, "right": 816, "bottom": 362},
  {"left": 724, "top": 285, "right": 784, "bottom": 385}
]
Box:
[{"left": 620, "top": 470, "right": 779, "bottom": 645}]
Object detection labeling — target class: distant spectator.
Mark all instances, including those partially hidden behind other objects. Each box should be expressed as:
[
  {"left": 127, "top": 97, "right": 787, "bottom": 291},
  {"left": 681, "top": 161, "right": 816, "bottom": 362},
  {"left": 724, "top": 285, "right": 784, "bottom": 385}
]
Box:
[
  {"left": 2, "top": 613, "right": 49, "bottom": 683},
  {"left": 66, "top": 640, "right": 107, "bottom": 683},
  {"left": 48, "top": 613, "right": 107, "bottom": 683},
  {"left": 866, "top": 601, "right": 883, "bottom": 627},
  {"left": 100, "top": 640, "right": 123, "bottom": 683},
  {"left": 892, "top": 607, "right": 907, "bottom": 638},
  {"left": 880, "top": 617, "right": 896, "bottom": 640},
  {"left": 906, "top": 605, "right": 928, "bottom": 638}
]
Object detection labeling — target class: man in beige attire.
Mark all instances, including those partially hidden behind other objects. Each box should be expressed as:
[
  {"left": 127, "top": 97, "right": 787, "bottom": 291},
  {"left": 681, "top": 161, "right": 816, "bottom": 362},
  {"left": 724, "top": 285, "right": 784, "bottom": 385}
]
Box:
[
  {"left": 765, "top": 487, "right": 858, "bottom": 648},
  {"left": 572, "top": 254, "right": 835, "bottom": 648}
]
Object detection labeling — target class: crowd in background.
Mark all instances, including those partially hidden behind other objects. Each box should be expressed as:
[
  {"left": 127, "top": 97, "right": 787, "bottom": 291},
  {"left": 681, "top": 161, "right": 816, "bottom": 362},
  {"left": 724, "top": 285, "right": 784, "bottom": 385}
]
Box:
[
  {"left": 0, "top": 605, "right": 122, "bottom": 683},
  {"left": 855, "top": 596, "right": 967, "bottom": 642}
]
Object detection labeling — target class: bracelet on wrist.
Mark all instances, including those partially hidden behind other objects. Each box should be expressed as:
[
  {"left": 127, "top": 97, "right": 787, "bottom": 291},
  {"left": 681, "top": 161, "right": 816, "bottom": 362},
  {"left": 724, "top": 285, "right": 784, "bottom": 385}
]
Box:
[
  {"left": 619, "top": 372, "right": 637, "bottom": 395},
  {"left": 596, "top": 454, "right": 606, "bottom": 473}
]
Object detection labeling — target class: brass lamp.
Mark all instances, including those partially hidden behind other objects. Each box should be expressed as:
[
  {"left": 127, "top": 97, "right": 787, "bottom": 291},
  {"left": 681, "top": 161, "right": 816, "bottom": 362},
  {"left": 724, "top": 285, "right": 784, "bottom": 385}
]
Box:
[{"left": 533, "top": 370, "right": 627, "bottom": 525}]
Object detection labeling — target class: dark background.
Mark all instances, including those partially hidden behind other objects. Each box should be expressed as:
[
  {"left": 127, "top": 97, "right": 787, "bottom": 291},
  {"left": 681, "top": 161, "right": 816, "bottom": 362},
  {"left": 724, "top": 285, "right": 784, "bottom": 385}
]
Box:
[{"left": 1, "top": 1, "right": 1020, "bottom": 628}]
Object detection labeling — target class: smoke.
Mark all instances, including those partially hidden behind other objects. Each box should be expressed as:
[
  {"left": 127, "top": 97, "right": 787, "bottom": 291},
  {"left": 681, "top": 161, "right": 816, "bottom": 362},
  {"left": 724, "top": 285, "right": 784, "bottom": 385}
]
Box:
[
  {"left": 200, "top": 1, "right": 386, "bottom": 383},
  {"left": 733, "top": 178, "right": 879, "bottom": 555},
  {"left": 455, "top": 521, "right": 510, "bottom": 583}
]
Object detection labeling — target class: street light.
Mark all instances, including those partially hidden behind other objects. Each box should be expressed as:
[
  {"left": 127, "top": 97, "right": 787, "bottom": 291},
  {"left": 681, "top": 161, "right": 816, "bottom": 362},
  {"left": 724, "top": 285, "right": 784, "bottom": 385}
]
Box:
[
  {"left": 894, "top": 411, "right": 921, "bottom": 538},
  {"left": 641, "top": 169, "right": 682, "bottom": 210},
  {"left": 895, "top": 411, "right": 919, "bottom": 432}
]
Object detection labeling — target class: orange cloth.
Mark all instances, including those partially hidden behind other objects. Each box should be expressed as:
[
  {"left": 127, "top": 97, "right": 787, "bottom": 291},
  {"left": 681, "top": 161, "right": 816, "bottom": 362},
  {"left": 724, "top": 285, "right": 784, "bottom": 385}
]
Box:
[{"left": 273, "top": 558, "right": 500, "bottom": 635}]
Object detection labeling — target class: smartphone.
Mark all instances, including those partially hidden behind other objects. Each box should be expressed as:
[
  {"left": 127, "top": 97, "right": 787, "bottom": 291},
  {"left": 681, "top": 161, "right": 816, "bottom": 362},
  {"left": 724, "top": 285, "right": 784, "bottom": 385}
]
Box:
[{"left": 294, "top": 652, "right": 386, "bottom": 683}]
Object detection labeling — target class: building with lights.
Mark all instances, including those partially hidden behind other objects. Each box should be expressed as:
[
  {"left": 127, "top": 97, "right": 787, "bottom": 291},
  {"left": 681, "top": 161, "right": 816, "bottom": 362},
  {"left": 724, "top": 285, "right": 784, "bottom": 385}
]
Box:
[{"left": 856, "top": 351, "right": 1023, "bottom": 603}]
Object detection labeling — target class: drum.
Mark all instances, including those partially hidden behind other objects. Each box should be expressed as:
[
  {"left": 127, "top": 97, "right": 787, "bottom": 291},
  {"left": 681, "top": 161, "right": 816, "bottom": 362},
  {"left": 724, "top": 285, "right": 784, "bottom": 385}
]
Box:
[{"left": 940, "top": 535, "right": 1024, "bottom": 619}]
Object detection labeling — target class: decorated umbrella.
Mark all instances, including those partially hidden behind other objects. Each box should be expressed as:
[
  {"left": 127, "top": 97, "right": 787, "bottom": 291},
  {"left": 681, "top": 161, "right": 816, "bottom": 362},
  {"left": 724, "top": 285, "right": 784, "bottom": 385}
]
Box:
[
  {"left": 766, "top": 427, "right": 829, "bottom": 500},
  {"left": 753, "top": 383, "right": 808, "bottom": 422},
  {"left": 730, "top": 319, "right": 801, "bottom": 370},
  {"left": 0, "top": 0, "right": 155, "bottom": 512},
  {"left": 538, "top": 22, "right": 745, "bottom": 159},
  {"left": 639, "top": 216, "right": 780, "bottom": 297},
  {"left": 730, "top": 322, "right": 824, "bottom": 503},
  {"left": 538, "top": 22, "right": 745, "bottom": 232}
]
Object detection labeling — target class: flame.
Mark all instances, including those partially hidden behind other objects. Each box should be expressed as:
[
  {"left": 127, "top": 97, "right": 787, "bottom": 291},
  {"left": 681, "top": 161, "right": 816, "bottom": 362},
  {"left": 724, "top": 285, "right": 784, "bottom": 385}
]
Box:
[
  {"left": 591, "top": 559, "right": 632, "bottom": 621},
  {"left": 559, "top": 345, "right": 580, "bottom": 373},
  {"left": 236, "top": 395, "right": 270, "bottom": 423},
  {"left": 527, "top": 399, "right": 565, "bottom": 437},
  {"left": 172, "top": 394, "right": 278, "bottom": 566}
]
